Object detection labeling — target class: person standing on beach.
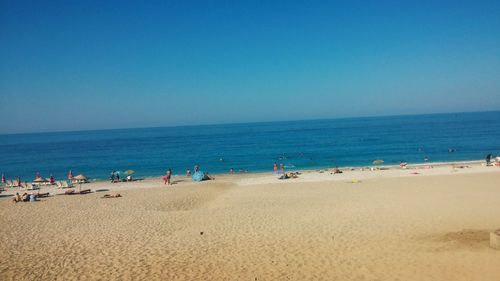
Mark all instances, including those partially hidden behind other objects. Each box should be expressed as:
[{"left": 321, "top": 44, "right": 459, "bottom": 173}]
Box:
[
  {"left": 194, "top": 164, "right": 199, "bottom": 173},
  {"left": 486, "top": 154, "right": 492, "bottom": 165},
  {"left": 186, "top": 169, "right": 191, "bottom": 176},
  {"left": 164, "top": 169, "right": 172, "bottom": 185},
  {"left": 110, "top": 171, "right": 116, "bottom": 183},
  {"left": 279, "top": 163, "right": 284, "bottom": 174},
  {"left": 49, "top": 175, "right": 55, "bottom": 185},
  {"left": 273, "top": 162, "right": 278, "bottom": 173}
]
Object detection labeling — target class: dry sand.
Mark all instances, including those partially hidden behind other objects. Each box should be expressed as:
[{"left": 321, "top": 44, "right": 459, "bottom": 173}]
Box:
[{"left": 1, "top": 164, "right": 499, "bottom": 280}]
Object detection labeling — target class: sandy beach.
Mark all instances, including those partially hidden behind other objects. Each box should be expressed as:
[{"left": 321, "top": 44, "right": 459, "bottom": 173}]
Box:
[{"left": 1, "top": 163, "right": 499, "bottom": 280}]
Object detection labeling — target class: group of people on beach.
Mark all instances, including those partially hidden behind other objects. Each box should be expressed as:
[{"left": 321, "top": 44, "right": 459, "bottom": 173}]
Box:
[
  {"left": 485, "top": 154, "right": 500, "bottom": 166},
  {"left": 12, "top": 192, "right": 49, "bottom": 203},
  {"left": 162, "top": 164, "right": 216, "bottom": 185},
  {"left": 110, "top": 170, "right": 135, "bottom": 183},
  {"left": 273, "top": 162, "right": 285, "bottom": 174},
  {"left": 2, "top": 173, "right": 59, "bottom": 189}
]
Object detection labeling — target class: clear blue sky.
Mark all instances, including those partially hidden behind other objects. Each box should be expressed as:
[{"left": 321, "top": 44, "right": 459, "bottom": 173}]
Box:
[{"left": 1, "top": 0, "right": 499, "bottom": 134}]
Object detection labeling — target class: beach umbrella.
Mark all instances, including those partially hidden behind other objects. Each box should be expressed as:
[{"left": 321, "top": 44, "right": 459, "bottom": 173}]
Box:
[
  {"left": 123, "top": 170, "right": 135, "bottom": 176},
  {"left": 372, "top": 159, "right": 384, "bottom": 165},
  {"left": 68, "top": 170, "right": 73, "bottom": 179},
  {"left": 73, "top": 174, "right": 88, "bottom": 181},
  {"left": 33, "top": 177, "right": 47, "bottom": 183},
  {"left": 73, "top": 174, "right": 88, "bottom": 191}
]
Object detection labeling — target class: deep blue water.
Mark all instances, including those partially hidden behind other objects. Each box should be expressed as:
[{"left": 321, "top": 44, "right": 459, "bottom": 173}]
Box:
[{"left": 1, "top": 111, "right": 499, "bottom": 181}]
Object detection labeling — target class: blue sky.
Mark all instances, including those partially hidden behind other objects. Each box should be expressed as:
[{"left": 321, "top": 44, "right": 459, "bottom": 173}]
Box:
[{"left": 1, "top": 0, "right": 499, "bottom": 134}]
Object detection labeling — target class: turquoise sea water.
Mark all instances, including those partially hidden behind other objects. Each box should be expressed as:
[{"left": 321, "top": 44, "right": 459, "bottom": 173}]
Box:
[{"left": 1, "top": 111, "right": 499, "bottom": 181}]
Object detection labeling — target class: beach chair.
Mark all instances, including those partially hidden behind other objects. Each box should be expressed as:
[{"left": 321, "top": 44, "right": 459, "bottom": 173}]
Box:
[
  {"left": 26, "top": 183, "right": 40, "bottom": 190},
  {"left": 65, "top": 189, "right": 91, "bottom": 195}
]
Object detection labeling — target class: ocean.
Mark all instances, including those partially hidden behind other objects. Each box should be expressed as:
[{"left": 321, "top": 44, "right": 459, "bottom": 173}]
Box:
[{"left": 1, "top": 111, "right": 499, "bottom": 181}]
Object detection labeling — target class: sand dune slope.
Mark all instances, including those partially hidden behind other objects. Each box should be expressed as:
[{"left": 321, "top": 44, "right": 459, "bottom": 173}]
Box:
[{"left": 1, "top": 172, "right": 500, "bottom": 280}]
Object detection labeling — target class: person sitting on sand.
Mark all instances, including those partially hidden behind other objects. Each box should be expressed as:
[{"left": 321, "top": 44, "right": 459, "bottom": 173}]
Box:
[
  {"left": 12, "top": 193, "right": 21, "bottom": 203},
  {"left": 332, "top": 166, "right": 343, "bottom": 174},
  {"left": 279, "top": 172, "right": 298, "bottom": 180},
  {"left": 279, "top": 173, "right": 290, "bottom": 180},
  {"left": 400, "top": 161, "right": 408, "bottom": 168},
  {"left": 203, "top": 172, "right": 214, "bottom": 180},
  {"left": 101, "top": 193, "right": 122, "bottom": 198},
  {"left": 21, "top": 192, "right": 29, "bottom": 202}
]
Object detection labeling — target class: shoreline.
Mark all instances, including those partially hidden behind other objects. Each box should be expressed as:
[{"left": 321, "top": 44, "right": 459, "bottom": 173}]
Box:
[
  {"left": 1, "top": 159, "right": 497, "bottom": 198},
  {"left": 110, "top": 158, "right": 491, "bottom": 181}
]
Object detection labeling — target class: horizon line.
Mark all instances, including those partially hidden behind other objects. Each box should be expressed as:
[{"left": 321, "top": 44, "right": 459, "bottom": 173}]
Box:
[{"left": 2, "top": 109, "right": 499, "bottom": 137}]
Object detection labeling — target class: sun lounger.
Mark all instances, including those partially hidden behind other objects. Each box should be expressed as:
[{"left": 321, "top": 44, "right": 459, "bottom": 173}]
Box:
[{"left": 64, "top": 189, "right": 91, "bottom": 195}]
